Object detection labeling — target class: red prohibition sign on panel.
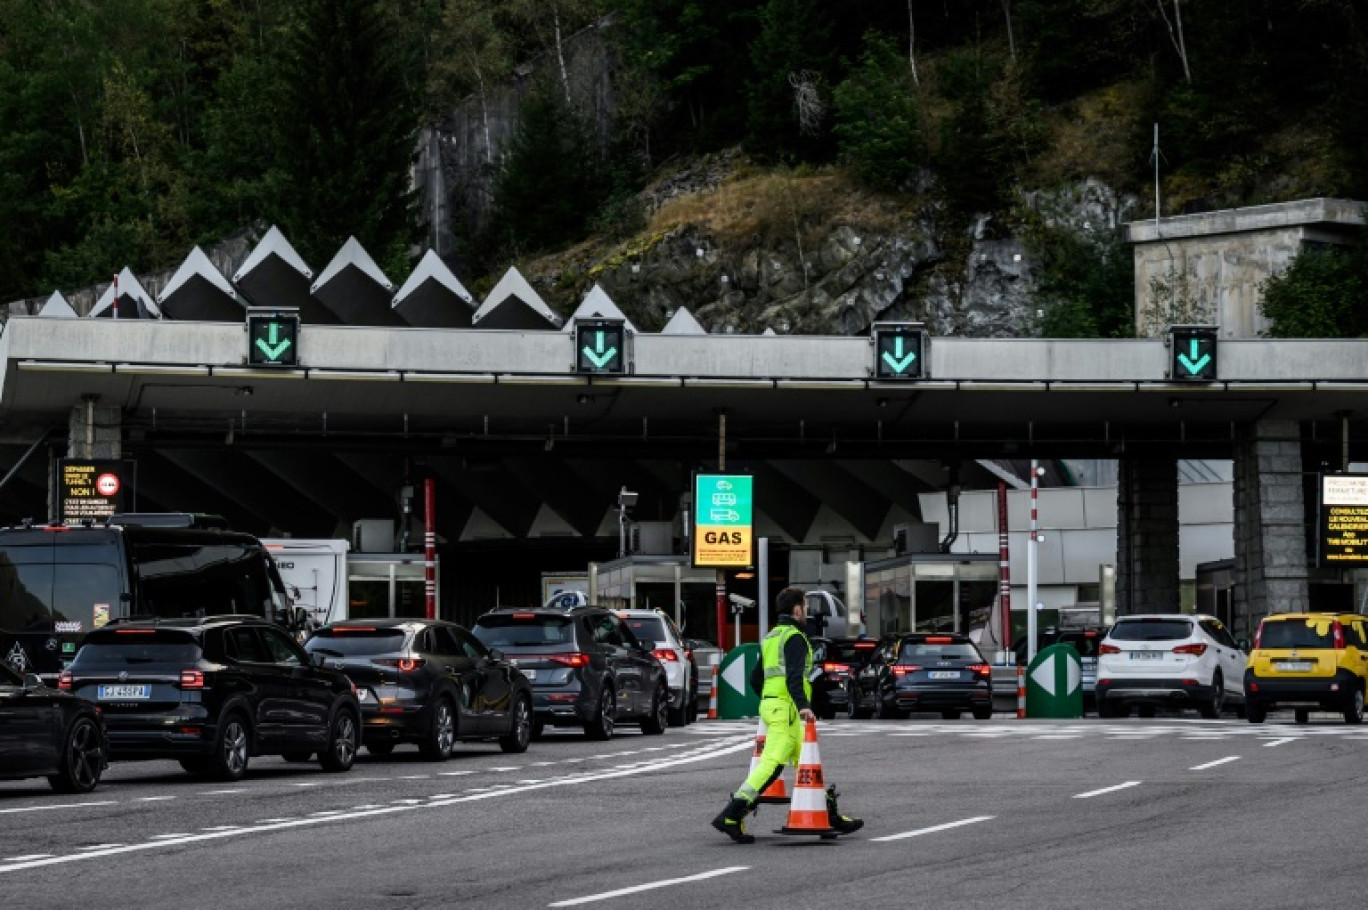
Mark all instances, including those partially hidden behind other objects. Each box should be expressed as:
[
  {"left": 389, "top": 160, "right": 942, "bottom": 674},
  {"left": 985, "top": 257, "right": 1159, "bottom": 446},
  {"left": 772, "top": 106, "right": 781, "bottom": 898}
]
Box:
[{"left": 95, "top": 473, "right": 121, "bottom": 497}]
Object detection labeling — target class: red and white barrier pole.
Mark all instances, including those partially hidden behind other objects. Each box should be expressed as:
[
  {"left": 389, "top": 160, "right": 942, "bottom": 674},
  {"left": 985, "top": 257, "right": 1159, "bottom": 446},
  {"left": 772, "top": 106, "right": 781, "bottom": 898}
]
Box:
[
  {"left": 424, "top": 477, "right": 436, "bottom": 620},
  {"left": 1017, "top": 666, "right": 1027, "bottom": 719}
]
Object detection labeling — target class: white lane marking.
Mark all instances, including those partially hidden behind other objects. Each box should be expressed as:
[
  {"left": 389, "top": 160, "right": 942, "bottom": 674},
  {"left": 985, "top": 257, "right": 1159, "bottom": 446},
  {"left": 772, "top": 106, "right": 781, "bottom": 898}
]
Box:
[
  {"left": 439, "top": 770, "right": 475, "bottom": 776},
  {"left": 254, "top": 818, "right": 291, "bottom": 824},
  {"left": 291, "top": 782, "right": 322, "bottom": 787},
  {"left": 77, "top": 844, "right": 123, "bottom": 851},
  {"left": 136, "top": 796, "right": 176, "bottom": 802},
  {"left": 1263, "top": 738, "right": 1295, "bottom": 748},
  {"left": 200, "top": 826, "right": 242, "bottom": 832},
  {"left": 0, "top": 735, "right": 756, "bottom": 874},
  {"left": 1190, "top": 756, "right": 1240, "bottom": 771},
  {"left": 1032, "top": 735, "right": 1082, "bottom": 740},
  {"left": 202, "top": 789, "right": 246, "bottom": 795},
  {"left": 397, "top": 775, "right": 430, "bottom": 781},
  {"left": 1073, "top": 781, "right": 1142, "bottom": 799},
  {"left": 548, "top": 866, "right": 749, "bottom": 907},
  {"left": 488, "top": 766, "right": 522, "bottom": 771},
  {"left": 871, "top": 816, "right": 995, "bottom": 843},
  {"left": 150, "top": 834, "right": 193, "bottom": 840},
  {"left": 309, "top": 810, "right": 345, "bottom": 817},
  {"left": 2, "top": 855, "right": 53, "bottom": 862},
  {"left": 0, "top": 801, "right": 115, "bottom": 815}
]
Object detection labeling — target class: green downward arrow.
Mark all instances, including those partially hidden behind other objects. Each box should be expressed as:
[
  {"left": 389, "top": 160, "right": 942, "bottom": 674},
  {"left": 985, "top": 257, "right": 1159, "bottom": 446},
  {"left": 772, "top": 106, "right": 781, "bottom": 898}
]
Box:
[
  {"left": 255, "top": 323, "right": 293, "bottom": 361},
  {"left": 1176, "top": 338, "right": 1211, "bottom": 375},
  {"left": 582, "top": 330, "right": 618, "bottom": 369},
  {"left": 881, "top": 336, "right": 917, "bottom": 373}
]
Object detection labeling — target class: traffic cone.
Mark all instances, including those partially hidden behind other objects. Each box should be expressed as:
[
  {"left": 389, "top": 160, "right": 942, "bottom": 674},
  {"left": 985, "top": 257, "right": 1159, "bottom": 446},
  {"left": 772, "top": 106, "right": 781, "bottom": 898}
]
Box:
[
  {"left": 707, "top": 663, "right": 719, "bottom": 720},
  {"left": 747, "top": 717, "right": 789, "bottom": 804},
  {"left": 774, "top": 719, "right": 838, "bottom": 837}
]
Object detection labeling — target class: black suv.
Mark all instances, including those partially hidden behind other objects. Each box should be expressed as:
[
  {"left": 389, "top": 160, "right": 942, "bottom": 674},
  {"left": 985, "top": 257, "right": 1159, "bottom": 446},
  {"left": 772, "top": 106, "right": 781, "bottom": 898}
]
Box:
[
  {"left": 61, "top": 616, "right": 360, "bottom": 780},
  {"left": 471, "top": 607, "right": 669, "bottom": 741},
  {"left": 851, "top": 632, "right": 994, "bottom": 720},
  {"left": 304, "top": 618, "right": 533, "bottom": 759}
]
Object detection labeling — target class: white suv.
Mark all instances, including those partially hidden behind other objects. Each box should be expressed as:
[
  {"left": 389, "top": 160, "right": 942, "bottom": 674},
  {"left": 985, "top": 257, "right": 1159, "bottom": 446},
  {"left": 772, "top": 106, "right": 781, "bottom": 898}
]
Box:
[
  {"left": 1096, "top": 614, "right": 1247, "bottom": 718},
  {"left": 616, "top": 610, "right": 695, "bottom": 726}
]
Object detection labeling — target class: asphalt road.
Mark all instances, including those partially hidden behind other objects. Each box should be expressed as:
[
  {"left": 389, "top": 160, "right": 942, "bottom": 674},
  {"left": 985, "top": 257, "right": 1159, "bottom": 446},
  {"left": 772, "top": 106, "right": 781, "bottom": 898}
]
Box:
[{"left": 2, "top": 712, "right": 1364, "bottom": 909}]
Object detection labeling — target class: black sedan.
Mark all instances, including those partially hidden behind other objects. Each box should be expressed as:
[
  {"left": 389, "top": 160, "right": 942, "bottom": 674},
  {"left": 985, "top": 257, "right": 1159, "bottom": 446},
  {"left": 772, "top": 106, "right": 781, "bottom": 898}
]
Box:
[
  {"left": 810, "top": 637, "right": 879, "bottom": 719},
  {"left": 0, "top": 660, "right": 105, "bottom": 792},
  {"left": 851, "top": 633, "right": 994, "bottom": 720},
  {"left": 305, "top": 618, "right": 533, "bottom": 759}
]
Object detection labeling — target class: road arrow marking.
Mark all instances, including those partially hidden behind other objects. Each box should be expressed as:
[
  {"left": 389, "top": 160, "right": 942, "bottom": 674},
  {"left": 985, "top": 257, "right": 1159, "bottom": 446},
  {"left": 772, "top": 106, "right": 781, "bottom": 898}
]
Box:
[
  {"left": 582, "top": 330, "right": 618, "bottom": 368},
  {"left": 1176, "top": 338, "right": 1211, "bottom": 375},
  {"left": 881, "top": 336, "right": 917, "bottom": 373},
  {"left": 255, "top": 323, "right": 292, "bottom": 361}
]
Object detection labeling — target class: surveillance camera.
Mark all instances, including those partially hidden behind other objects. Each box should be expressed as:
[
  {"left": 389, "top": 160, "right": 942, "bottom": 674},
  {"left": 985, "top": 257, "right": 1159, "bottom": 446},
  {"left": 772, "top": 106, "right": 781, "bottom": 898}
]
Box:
[{"left": 728, "top": 594, "right": 756, "bottom": 609}]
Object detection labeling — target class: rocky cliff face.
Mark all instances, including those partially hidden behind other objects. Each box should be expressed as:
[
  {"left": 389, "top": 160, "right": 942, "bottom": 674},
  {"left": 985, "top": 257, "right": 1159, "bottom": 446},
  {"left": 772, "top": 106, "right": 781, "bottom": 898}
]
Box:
[{"left": 528, "top": 162, "right": 1137, "bottom": 339}]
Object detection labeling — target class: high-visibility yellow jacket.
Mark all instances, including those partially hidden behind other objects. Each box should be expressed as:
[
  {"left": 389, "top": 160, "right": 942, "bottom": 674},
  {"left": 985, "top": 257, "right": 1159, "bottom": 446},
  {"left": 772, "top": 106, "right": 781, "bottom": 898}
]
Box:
[{"left": 755, "top": 618, "right": 812, "bottom": 709}]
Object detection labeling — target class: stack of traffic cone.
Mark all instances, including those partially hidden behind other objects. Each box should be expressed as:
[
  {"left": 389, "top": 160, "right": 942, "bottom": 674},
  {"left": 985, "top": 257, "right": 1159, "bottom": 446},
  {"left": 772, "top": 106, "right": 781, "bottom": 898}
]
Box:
[
  {"left": 747, "top": 717, "right": 790, "bottom": 804},
  {"left": 707, "top": 664, "right": 720, "bottom": 720},
  {"left": 774, "top": 719, "right": 838, "bottom": 837}
]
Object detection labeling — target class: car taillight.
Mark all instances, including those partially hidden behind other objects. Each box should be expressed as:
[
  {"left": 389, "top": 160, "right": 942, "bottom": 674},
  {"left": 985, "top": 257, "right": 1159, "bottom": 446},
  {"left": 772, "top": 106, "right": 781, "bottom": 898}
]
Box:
[
  {"left": 968, "top": 663, "right": 991, "bottom": 678},
  {"left": 58, "top": 670, "right": 72, "bottom": 690},
  {"left": 891, "top": 664, "right": 922, "bottom": 677},
  {"left": 653, "top": 649, "right": 679, "bottom": 662},
  {"left": 332, "top": 626, "right": 377, "bottom": 633},
  {"left": 547, "top": 653, "right": 590, "bottom": 668},
  {"left": 822, "top": 662, "right": 850, "bottom": 674},
  {"left": 1173, "top": 643, "right": 1207, "bottom": 657},
  {"left": 1334, "top": 622, "right": 1346, "bottom": 649},
  {"left": 1099, "top": 643, "right": 1121, "bottom": 655},
  {"left": 377, "top": 658, "right": 426, "bottom": 672},
  {"left": 179, "top": 670, "right": 205, "bottom": 689},
  {"left": 925, "top": 636, "right": 954, "bottom": 644}
]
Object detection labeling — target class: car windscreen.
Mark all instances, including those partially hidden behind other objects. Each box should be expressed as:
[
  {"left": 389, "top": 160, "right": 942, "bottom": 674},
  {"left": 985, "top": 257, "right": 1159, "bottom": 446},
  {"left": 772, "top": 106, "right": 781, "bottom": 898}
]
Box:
[
  {"left": 898, "top": 641, "right": 982, "bottom": 662},
  {"left": 620, "top": 617, "right": 668, "bottom": 645},
  {"left": 1258, "top": 619, "right": 1335, "bottom": 649},
  {"left": 305, "top": 628, "right": 407, "bottom": 657},
  {"left": 1108, "top": 619, "right": 1193, "bottom": 641},
  {"left": 71, "top": 632, "right": 201, "bottom": 669},
  {"left": 473, "top": 614, "right": 576, "bottom": 650}
]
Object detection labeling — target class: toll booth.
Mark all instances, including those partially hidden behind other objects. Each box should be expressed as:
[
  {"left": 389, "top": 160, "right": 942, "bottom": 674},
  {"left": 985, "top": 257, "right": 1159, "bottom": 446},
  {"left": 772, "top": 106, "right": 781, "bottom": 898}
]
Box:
[
  {"left": 589, "top": 555, "right": 719, "bottom": 638},
  {"left": 862, "top": 553, "right": 999, "bottom": 637}
]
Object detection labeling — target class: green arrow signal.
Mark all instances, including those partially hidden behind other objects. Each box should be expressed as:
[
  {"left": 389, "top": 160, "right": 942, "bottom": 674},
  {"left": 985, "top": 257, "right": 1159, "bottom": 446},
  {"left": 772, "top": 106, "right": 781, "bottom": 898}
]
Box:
[
  {"left": 881, "top": 336, "right": 917, "bottom": 374},
  {"left": 582, "top": 330, "right": 618, "bottom": 369},
  {"left": 1176, "top": 338, "right": 1211, "bottom": 375},
  {"left": 254, "top": 322, "right": 293, "bottom": 361}
]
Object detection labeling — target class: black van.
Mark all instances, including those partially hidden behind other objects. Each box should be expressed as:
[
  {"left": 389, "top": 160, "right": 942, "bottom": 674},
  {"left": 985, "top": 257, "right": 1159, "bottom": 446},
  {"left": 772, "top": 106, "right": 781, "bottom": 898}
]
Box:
[{"left": 0, "top": 519, "right": 296, "bottom": 679}]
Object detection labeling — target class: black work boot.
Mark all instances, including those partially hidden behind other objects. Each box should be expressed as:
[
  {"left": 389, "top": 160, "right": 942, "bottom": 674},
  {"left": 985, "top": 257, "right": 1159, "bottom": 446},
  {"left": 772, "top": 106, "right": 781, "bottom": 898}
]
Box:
[
  {"left": 826, "top": 785, "right": 864, "bottom": 835},
  {"left": 711, "top": 797, "right": 756, "bottom": 844}
]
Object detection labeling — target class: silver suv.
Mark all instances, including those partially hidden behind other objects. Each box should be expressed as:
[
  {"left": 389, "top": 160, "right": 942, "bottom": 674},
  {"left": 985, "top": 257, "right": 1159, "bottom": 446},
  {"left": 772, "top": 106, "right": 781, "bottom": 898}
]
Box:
[{"left": 615, "top": 610, "right": 695, "bottom": 726}]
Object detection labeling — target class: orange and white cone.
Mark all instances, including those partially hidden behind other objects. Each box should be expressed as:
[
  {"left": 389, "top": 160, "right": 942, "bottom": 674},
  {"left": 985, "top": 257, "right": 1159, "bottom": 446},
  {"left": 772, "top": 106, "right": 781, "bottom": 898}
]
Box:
[
  {"left": 748, "top": 717, "right": 790, "bottom": 804},
  {"left": 707, "top": 664, "right": 720, "bottom": 720},
  {"left": 774, "top": 719, "right": 837, "bottom": 836}
]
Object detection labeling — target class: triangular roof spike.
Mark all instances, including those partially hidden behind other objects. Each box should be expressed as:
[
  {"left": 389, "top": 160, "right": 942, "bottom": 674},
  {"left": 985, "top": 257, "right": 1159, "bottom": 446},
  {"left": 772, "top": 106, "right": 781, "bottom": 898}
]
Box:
[
  {"left": 37, "top": 291, "right": 79, "bottom": 318},
  {"left": 472, "top": 266, "right": 563, "bottom": 328},
  {"left": 661, "top": 306, "right": 707, "bottom": 335},
  {"left": 157, "top": 246, "right": 238, "bottom": 304},
  {"left": 89, "top": 267, "right": 160, "bottom": 318},
  {"left": 762, "top": 327, "right": 777, "bottom": 336},
  {"left": 310, "top": 236, "right": 395, "bottom": 294},
  {"left": 232, "top": 225, "right": 313, "bottom": 283},
  {"left": 561, "top": 284, "right": 637, "bottom": 333},
  {"left": 392, "top": 249, "right": 475, "bottom": 307}
]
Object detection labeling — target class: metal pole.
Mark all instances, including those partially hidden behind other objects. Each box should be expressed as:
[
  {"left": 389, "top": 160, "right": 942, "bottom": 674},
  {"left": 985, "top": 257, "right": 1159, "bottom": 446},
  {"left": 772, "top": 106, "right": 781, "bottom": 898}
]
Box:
[
  {"left": 715, "top": 411, "right": 727, "bottom": 646},
  {"left": 424, "top": 477, "right": 436, "bottom": 620},
  {"left": 758, "top": 537, "right": 770, "bottom": 643},
  {"left": 997, "top": 481, "right": 1013, "bottom": 662},
  {"left": 1026, "top": 460, "right": 1040, "bottom": 664}
]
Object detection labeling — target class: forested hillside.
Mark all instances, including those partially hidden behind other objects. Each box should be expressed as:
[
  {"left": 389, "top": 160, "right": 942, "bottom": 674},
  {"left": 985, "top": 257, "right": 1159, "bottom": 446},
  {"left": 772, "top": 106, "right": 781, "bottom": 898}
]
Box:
[{"left": 3, "top": 0, "right": 1367, "bottom": 331}]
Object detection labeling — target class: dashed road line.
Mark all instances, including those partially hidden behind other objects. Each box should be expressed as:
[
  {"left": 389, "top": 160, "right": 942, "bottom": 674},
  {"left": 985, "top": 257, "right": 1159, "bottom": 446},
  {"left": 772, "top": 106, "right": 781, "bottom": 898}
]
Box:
[
  {"left": 1073, "top": 781, "right": 1142, "bottom": 799},
  {"left": 1263, "top": 738, "right": 1295, "bottom": 748},
  {"left": 871, "top": 816, "right": 995, "bottom": 843},
  {"left": 548, "top": 866, "right": 749, "bottom": 907},
  {"left": 0, "top": 801, "right": 115, "bottom": 815},
  {"left": 1189, "top": 756, "right": 1240, "bottom": 771}
]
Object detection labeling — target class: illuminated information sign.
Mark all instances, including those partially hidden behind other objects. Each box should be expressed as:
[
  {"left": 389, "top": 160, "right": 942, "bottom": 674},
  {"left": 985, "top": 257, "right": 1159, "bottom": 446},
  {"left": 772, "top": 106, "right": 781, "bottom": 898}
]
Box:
[
  {"left": 1320, "top": 474, "right": 1368, "bottom": 566},
  {"left": 59, "top": 458, "right": 124, "bottom": 524},
  {"left": 692, "top": 473, "right": 754, "bottom": 568}
]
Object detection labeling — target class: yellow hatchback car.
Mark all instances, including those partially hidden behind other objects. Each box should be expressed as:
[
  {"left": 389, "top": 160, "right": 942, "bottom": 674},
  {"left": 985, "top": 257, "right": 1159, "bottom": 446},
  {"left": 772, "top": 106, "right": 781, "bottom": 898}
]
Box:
[{"left": 1244, "top": 613, "right": 1368, "bottom": 724}]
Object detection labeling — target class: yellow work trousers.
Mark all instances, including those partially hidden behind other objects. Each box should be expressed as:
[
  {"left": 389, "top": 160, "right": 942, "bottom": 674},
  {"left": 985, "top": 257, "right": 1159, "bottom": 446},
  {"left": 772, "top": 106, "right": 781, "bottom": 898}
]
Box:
[{"left": 735, "top": 697, "right": 801, "bottom": 803}]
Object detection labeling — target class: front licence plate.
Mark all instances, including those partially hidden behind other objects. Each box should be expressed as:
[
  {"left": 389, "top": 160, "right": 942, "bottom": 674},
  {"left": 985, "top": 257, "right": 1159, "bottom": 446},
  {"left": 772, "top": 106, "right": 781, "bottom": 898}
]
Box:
[
  {"left": 927, "top": 671, "right": 960, "bottom": 680},
  {"left": 1129, "top": 651, "right": 1161, "bottom": 660},
  {"left": 98, "top": 684, "right": 150, "bottom": 699},
  {"left": 1276, "top": 661, "right": 1314, "bottom": 672}
]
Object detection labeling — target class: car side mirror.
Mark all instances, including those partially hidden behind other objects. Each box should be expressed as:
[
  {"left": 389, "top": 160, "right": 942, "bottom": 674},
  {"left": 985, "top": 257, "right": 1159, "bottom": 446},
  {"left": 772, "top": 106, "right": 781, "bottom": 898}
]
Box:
[
  {"left": 1237, "top": 638, "right": 1250, "bottom": 653},
  {"left": 310, "top": 652, "right": 327, "bottom": 667},
  {"left": 22, "top": 674, "right": 42, "bottom": 692},
  {"left": 488, "top": 647, "right": 504, "bottom": 661}
]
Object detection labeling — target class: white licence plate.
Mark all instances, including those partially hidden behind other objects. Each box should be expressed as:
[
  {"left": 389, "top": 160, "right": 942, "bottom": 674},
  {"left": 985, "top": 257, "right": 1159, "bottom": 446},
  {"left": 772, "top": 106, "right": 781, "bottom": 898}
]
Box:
[
  {"left": 1129, "top": 651, "right": 1162, "bottom": 660},
  {"left": 1276, "top": 661, "right": 1314, "bottom": 672},
  {"left": 356, "top": 689, "right": 373, "bottom": 702},
  {"left": 927, "top": 671, "right": 960, "bottom": 680},
  {"left": 520, "top": 669, "right": 537, "bottom": 681},
  {"left": 98, "top": 684, "right": 150, "bottom": 699}
]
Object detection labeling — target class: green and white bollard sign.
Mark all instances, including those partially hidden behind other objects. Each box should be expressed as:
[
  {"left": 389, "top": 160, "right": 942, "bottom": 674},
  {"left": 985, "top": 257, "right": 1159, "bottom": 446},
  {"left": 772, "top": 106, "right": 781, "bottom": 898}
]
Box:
[
  {"left": 1025, "top": 643, "right": 1084, "bottom": 718},
  {"left": 716, "top": 643, "right": 761, "bottom": 719}
]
